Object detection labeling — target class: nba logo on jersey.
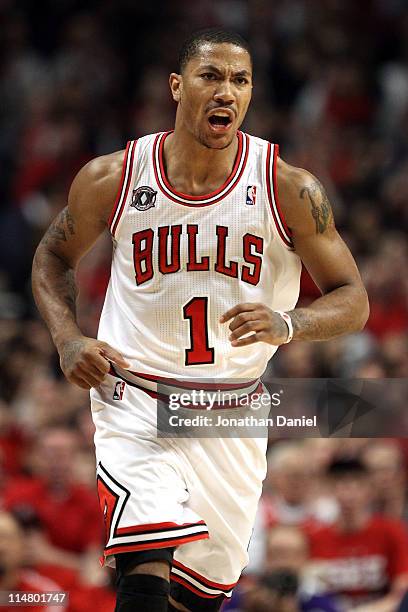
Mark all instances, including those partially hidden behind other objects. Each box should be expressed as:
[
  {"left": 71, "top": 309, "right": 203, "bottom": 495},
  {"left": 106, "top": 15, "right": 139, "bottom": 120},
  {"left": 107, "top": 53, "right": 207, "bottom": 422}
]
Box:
[
  {"left": 113, "top": 381, "right": 126, "bottom": 400},
  {"left": 246, "top": 185, "right": 257, "bottom": 205}
]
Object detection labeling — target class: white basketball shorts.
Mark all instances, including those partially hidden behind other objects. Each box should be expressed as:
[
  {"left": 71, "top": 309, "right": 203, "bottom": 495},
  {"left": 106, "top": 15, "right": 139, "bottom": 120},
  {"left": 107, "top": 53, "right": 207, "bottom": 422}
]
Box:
[{"left": 90, "top": 371, "right": 268, "bottom": 605}]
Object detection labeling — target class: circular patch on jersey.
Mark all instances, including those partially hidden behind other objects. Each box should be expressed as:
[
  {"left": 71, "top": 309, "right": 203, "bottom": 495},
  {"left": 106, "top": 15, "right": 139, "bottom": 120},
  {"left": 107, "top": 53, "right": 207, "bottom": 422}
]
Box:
[{"left": 131, "top": 186, "right": 157, "bottom": 211}]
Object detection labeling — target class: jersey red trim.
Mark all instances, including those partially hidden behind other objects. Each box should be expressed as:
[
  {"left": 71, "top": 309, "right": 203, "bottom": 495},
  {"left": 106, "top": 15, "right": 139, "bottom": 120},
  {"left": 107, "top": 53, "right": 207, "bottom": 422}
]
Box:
[
  {"left": 108, "top": 140, "right": 137, "bottom": 237},
  {"left": 117, "top": 520, "right": 206, "bottom": 536},
  {"left": 109, "top": 372, "right": 263, "bottom": 409},
  {"left": 109, "top": 366, "right": 263, "bottom": 408},
  {"left": 122, "top": 368, "right": 258, "bottom": 391},
  {"left": 153, "top": 131, "right": 249, "bottom": 206},
  {"left": 170, "top": 574, "right": 224, "bottom": 599},
  {"left": 110, "top": 363, "right": 259, "bottom": 392},
  {"left": 273, "top": 144, "right": 293, "bottom": 238},
  {"left": 108, "top": 141, "right": 130, "bottom": 230},
  {"left": 266, "top": 143, "right": 293, "bottom": 249},
  {"left": 159, "top": 130, "right": 243, "bottom": 200},
  {"left": 97, "top": 463, "right": 209, "bottom": 567},
  {"left": 101, "top": 531, "right": 209, "bottom": 561},
  {"left": 172, "top": 560, "right": 237, "bottom": 590}
]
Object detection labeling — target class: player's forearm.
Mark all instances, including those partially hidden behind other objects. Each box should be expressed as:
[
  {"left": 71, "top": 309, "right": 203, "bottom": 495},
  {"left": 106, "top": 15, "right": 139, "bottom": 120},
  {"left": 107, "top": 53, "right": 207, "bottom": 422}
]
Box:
[
  {"left": 289, "top": 284, "right": 369, "bottom": 341},
  {"left": 32, "top": 246, "right": 82, "bottom": 350}
]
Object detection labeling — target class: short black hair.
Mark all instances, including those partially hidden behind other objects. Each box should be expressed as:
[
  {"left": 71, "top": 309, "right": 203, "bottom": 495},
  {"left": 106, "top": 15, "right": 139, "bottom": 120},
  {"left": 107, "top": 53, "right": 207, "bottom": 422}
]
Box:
[
  {"left": 178, "top": 27, "right": 252, "bottom": 73},
  {"left": 327, "top": 457, "right": 368, "bottom": 478}
]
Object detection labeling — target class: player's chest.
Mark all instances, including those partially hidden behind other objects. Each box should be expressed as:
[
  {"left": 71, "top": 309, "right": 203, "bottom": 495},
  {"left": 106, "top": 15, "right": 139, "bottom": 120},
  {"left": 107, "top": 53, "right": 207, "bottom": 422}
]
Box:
[{"left": 117, "top": 194, "right": 270, "bottom": 286}]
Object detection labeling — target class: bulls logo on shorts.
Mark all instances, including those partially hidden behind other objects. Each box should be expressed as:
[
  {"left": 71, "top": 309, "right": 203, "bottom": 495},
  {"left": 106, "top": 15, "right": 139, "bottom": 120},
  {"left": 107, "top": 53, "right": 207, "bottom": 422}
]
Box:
[{"left": 131, "top": 186, "right": 157, "bottom": 211}]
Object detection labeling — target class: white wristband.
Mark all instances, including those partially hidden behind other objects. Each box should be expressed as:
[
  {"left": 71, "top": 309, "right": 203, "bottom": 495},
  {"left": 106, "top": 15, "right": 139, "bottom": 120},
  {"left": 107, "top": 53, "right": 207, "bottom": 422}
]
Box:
[{"left": 275, "top": 310, "right": 294, "bottom": 344}]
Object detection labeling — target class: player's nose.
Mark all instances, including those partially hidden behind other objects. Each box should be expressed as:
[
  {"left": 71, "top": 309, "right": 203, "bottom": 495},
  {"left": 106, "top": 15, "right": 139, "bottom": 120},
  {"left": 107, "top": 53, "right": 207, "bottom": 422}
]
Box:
[{"left": 213, "top": 80, "right": 235, "bottom": 105}]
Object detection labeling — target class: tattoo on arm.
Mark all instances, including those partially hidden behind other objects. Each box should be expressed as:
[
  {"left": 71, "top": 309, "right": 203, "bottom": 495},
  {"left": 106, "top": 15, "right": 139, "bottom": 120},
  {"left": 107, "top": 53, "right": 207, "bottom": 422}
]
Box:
[
  {"left": 42, "top": 208, "right": 76, "bottom": 246},
  {"left": 59, "top": 269, "right": 78, "bottom": 314},
  {"left": 300, "top": 180, "right": 333, "bottom": 234},
  {"left": 36, "top": 207, "right": 78, "bottom": 315},
  {"left": 37, "top": 253, "right": 78, "bottom": 316}
]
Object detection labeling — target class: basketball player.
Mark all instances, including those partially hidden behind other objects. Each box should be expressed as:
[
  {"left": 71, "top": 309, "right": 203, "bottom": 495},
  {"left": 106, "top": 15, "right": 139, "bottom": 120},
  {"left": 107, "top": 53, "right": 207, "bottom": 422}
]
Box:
[{"left": 32, "top": 28, "right": 369, "bottom": 612}]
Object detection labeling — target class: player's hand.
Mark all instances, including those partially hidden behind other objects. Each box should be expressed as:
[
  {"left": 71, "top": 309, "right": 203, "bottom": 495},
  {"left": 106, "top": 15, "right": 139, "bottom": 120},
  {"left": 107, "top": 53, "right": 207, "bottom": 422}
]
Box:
[
  {"left": 59, "top": 336, "right": 130, "bottom": 389},
  {"left": 220, "top": 303, "right": 289, "bottom": 347}
]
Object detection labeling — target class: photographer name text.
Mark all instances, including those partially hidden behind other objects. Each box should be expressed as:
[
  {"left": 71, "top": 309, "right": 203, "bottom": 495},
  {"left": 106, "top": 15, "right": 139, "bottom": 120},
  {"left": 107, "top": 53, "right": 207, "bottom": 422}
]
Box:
[{"left": 167, "top": 414, "right": 317, "bottom": 428}]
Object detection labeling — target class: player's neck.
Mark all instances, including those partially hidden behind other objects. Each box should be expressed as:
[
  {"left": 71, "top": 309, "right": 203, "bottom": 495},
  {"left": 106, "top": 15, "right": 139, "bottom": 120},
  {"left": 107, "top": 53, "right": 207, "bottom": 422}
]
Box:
[{"left": 163, "top": 125, "right": 239, "bottom": 196}]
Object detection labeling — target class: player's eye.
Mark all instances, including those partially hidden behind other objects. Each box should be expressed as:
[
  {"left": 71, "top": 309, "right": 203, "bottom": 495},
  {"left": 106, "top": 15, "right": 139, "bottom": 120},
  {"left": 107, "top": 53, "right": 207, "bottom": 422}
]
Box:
[
  {"left": 235, "top": 77, "right": 249, "bottom": 85},
  {"left": 201, "top": 73, "right": 217, "bottom": 80}
]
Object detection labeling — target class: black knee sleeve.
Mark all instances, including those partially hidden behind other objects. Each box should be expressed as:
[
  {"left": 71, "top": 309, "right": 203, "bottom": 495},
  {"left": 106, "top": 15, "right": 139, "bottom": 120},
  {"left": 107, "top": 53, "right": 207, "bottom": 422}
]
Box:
[
  {"left": 169, "top": 599, "right": 223, "bottom": 611},
  {"left": 115, "top": 574, "right": 170, "bottom": 612}
]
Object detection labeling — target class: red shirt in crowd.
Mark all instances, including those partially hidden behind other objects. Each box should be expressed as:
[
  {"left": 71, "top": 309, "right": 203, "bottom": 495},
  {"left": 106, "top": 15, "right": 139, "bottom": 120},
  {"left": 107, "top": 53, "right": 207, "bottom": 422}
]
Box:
[
  {"left": 36, "top": 564, "right": 116, "bottom": 612},
  {"left": 0, "top": 425, "right": 31, "bottom": 476},
  {"left": 260, "top": 494, "right": 327, "bottom": 537},
  {"left": 309, "top": 515, "right": 408, "bottom": 605},
  {"left": 4, "top": 477, "right": 103, "bottom": 553}
]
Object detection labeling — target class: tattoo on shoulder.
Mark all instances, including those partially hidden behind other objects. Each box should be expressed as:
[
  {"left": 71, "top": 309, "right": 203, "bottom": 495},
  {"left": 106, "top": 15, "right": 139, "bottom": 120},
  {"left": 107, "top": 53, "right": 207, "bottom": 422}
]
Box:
[
  {"left": 42, "top": 208, "right": 76, "bottom": 246},
  {"left": 300, "top": 179, "right": 333, "bottom": 234}
]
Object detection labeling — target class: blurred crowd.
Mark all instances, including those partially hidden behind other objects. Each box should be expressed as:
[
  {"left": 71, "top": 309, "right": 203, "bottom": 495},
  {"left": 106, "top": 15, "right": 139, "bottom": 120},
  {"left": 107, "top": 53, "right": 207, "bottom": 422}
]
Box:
[
  {"left": 0, "top": 0, "right": 407, "bottom": 610},
  {"left": 229, "top": 439, "right": 408, "bottom": 612}
]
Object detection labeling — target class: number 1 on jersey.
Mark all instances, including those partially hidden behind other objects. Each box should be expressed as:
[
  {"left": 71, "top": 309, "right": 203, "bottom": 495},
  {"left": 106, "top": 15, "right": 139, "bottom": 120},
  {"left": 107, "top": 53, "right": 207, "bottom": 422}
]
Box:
[{"left": 183, "top": 297, "right": 215, "bottom": 366}]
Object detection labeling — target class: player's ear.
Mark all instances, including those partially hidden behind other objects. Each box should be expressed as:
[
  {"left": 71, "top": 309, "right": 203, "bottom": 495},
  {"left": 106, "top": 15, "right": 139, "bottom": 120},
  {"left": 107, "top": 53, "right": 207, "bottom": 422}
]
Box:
[{"left": 169, "top": 73, "right": 182, "bottom": 103}]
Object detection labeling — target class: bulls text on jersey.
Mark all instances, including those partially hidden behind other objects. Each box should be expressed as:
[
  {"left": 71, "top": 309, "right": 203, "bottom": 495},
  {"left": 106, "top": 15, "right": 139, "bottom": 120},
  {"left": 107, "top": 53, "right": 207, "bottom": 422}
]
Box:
[{"left": 132, "top": 224, "right": 263, "bottom": 286}]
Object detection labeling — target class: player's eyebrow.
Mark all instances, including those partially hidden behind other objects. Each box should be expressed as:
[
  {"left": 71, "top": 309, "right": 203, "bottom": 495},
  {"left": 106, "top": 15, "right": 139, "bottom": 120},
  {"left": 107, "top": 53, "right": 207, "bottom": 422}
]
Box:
[
  {"left": 234, "top": 70, "right": 251, "bottom": 77},
  {"left": 199, "top": 64, "right": 223, "bottom": 74},
  {"left": 198, "top": 65, "right": 251, "bottom": 77}
]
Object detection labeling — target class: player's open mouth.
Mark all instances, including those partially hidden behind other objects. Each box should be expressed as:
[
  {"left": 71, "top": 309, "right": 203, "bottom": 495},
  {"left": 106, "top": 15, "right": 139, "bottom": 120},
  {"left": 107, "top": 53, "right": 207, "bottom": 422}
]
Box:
[{"left": 208, "top": 111, "right": 233, "bottom": 132}]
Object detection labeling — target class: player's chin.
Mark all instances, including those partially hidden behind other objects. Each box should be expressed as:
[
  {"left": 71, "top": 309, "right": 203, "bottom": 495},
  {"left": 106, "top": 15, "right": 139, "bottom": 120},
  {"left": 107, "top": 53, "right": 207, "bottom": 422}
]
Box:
[{"left": 201, "top": 124, "right": 237, "bottom": 149}]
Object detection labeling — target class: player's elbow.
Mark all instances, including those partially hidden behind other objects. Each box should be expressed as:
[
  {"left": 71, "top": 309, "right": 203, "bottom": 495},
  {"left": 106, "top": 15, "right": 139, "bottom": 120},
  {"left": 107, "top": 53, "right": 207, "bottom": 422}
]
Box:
[
  {"left": 33, "top": 241, "right": 72, "bottom": 270},
  {"left": 353, "top": 285, "right": 370, "bottom": 332},
  {"left": 32, "top": 243, "right": 50, "bottom": 278},
  {"left": 32, "top": 244, "right": 44, "bottom": 278}
]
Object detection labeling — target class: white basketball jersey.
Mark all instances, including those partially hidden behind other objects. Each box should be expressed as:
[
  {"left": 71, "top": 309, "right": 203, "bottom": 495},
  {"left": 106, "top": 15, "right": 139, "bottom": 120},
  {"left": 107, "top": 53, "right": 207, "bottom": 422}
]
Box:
[{"left": 99, "top": 131, "right": 301, "bottom": 379}]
